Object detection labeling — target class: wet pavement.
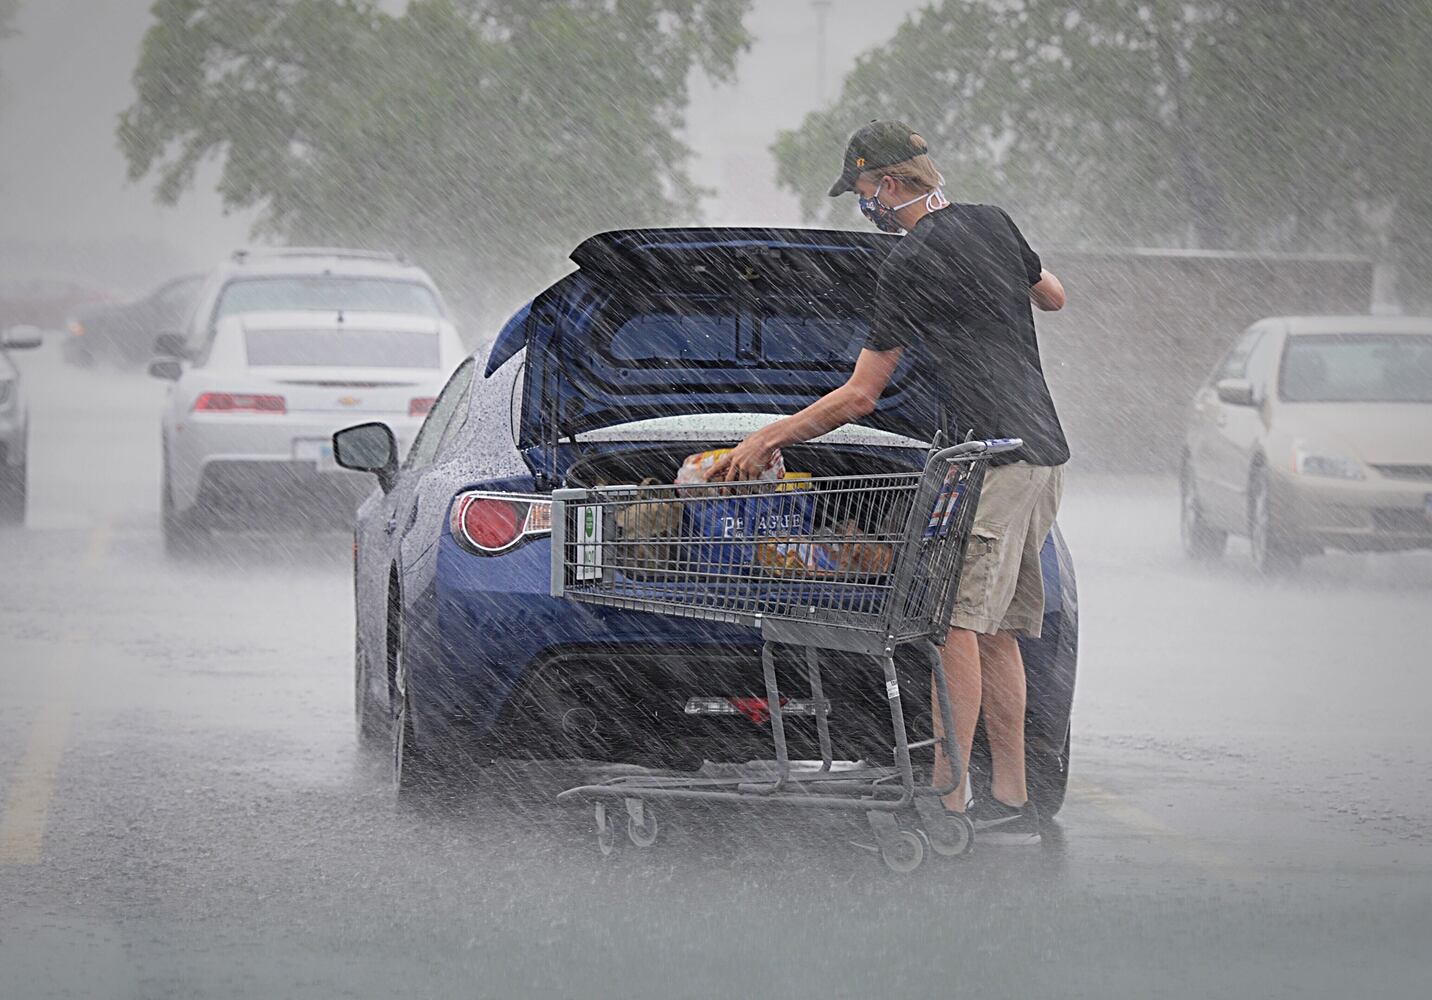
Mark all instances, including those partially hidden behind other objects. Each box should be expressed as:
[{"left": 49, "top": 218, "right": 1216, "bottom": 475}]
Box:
[{"left": 3, "top": 342, "right": 1431, "bottom": 998}]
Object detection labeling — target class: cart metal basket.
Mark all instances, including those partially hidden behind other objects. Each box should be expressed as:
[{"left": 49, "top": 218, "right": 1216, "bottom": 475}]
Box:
[{"left": 549, "top": 436, "right": 1021, "bottom": 871}]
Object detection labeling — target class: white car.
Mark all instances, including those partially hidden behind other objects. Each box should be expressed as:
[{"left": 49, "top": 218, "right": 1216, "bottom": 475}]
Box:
[
  {"left": 0, "top": 324, "right": 43, "bottom": 524},
  {"left": 1181, "top": 315, "right": 1432, "bottom": 573},
  {"left": 151, "top": 310, "right": 464, "bottom": 554},
  {"left": 154, "top": 247, "right": 450, "bottom": 363}
]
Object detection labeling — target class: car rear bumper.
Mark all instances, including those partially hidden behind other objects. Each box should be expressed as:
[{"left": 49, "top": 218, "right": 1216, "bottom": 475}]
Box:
[
  {"left": 413, "top": 533, "right": 1075, "bottom": 769},
  {"left": 1273, "top": 469, "right": 1432, "bottom": 550},
  {"left": 169, "top": 412, "right": 421, "bottom": 513}
]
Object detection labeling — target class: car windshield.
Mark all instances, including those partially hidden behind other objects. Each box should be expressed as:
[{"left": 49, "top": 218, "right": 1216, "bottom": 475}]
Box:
[
  {"left": 244, "top": 327, "right": 440, "bottom": 369},
  {"left": 215, "top": 277, "right": 440, "bottom": 319},
  {"left": 1280, "top": 333, "right": 1432, "bottom": 403}
]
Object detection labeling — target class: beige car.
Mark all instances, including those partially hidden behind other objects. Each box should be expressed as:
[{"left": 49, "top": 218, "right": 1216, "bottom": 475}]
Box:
[{"left": 1180, "top": 315, "right": 1432, "bottom": 573}]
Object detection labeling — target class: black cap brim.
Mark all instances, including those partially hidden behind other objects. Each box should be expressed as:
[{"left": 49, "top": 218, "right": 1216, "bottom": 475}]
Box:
[{"left": 827, "top": 169, "right": 857, "bottom": 197}]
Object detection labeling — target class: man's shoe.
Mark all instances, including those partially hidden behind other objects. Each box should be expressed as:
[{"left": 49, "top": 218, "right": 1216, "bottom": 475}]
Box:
[{"left": 968, "top": 797, "right": 1042, "bottom": 845}]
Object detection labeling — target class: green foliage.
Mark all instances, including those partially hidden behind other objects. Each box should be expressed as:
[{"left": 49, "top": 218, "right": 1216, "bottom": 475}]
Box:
[
  {"left": 774, "top": 0, "right": 1432, "bottom": 284},
  {"left": 119, "top": 0, "right": 751, "bottom": 324}
]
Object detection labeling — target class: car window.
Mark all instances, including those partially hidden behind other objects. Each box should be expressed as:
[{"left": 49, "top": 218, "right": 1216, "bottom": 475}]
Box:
[
  {"left": 1244, "top": 329, "right": 1283, "bottom": 394},
  {"left": 214, "top": 277, "right": 440, "bottom": 321},
  {"left": 1279, "top": 333, "right": 1432, "bottom": 403},
  {"left": 405, "top": 360, "right": 474, "bottom": 471},
  {"left": 154, "top": 278, "right": 201, "bottom": 313},
  {"left": 244, "top": 327, "right": 440, "bottom": 369},
  {"left": 1213, "top": 326, "right": 1264, "bottom": 382}
]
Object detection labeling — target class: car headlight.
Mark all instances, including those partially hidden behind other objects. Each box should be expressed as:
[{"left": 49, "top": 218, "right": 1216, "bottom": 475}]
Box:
[{"left": 1292, "top": 441, "right": 1364, "bottom": 480}]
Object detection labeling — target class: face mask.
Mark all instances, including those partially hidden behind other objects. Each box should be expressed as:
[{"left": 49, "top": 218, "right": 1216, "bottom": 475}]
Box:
[{"left": 858, "top": 184, "right": 950, "bottom": 233}]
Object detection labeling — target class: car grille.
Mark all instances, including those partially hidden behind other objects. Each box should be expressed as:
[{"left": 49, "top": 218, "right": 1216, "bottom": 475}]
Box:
[
  {"left": 1371, "top": 508, "right": 1432, "bottom": 535},
  {"left": 1372, "top": 463, "right": 1432, "bottom": 482}
]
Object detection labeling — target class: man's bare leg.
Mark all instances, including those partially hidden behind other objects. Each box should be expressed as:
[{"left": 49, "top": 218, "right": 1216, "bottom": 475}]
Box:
[
  {"left": 931, "top": 627, "right": 982, "bottom": 811},
  {"left": 977, "top": 630, "right": 1028, "bottom": 806}
]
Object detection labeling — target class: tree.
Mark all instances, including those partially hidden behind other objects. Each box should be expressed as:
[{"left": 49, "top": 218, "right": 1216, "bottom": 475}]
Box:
[
  {"left": 119, "top": 0, "right": 751, "bottom": 326},
  {"left": 773, "top": 0, "right": 1432, "bottom": 297},
  {"left": 1, "top": 0, "right": 21, "bottom": 82}
]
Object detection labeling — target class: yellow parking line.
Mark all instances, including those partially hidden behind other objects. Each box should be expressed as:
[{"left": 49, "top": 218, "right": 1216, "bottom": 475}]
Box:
[
  {"left": 0, "top": 523, "right": 111, "bottom": 864},
  {"left": 0, "top": 702, "right": 73, "bottom": 864},
  {"left": 1071, "top": 777, "right": 1256, "bottom": 882}
]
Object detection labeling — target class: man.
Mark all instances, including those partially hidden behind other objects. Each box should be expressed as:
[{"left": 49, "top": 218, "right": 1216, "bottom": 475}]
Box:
[{"left": 710, "top": 120, "right": 1068, "bottom": 844}]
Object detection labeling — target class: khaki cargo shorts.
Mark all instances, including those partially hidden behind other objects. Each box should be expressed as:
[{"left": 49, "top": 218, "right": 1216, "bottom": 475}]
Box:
[{"left": 951, "top": 461, "right": 1066, "bottom": 639}]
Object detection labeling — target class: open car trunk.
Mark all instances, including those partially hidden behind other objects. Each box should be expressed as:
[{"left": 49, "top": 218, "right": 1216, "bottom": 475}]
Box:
[{"left": 565, "top": 441, "right": 918, "bottom": 488}]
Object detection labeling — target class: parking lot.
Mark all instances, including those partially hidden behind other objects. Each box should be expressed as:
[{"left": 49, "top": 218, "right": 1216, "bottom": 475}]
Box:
[{"left": 3, "top": 342, "right": 1431, "bottom": 998}]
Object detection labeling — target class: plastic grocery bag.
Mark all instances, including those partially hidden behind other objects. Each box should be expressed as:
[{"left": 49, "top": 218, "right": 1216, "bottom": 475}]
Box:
[
  {"left": 675, "top": 449, "right": 810, "bottom": 573},
  {"left": 674, "top": 447, "right": 785, "bottom": 486}
]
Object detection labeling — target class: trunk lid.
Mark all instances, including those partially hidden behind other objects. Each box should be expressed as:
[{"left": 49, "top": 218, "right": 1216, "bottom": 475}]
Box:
[
  {"left": 256, "top": 366, "right": 440, "bottom": 415},
  {"left": 487, "top": 228, "right": 942, "bottom": 456}
]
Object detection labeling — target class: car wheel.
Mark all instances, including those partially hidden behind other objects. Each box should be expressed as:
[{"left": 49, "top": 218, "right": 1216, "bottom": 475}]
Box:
[
  {"left": 1179, "top": 459, "right": 1226, "bottom": 561},
  {"left": 390, "top": 611, "right": 441, "bottom": 800},
  {"left": 161, "top": 451, "right": 209, "bottom": 559},
  {"left": 1248, "top": 468, "right": 1301, "bottom": 576},
  {"left": 0, "top": 459, "right": 25, "bottom": 525},
  {"left": 1028, "top": 723, "right": 1071, "bottom": 819}
]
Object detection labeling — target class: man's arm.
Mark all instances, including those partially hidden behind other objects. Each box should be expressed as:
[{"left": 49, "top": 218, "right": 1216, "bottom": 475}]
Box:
[
  {"left": 713, "top": 347, "right": 903, "bottom": 481},
  {"left": 1030, "top": 269, "right": 1065, "bottom": 311}
]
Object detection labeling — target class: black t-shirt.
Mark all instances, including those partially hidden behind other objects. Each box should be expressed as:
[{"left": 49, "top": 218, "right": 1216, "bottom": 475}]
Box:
[{"left": 867, "top": 204, "right": 1069, "bottom": 467}]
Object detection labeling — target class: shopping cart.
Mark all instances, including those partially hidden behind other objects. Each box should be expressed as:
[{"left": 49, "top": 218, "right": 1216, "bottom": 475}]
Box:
[{"left": 549, "top": 436, "right": 1022, "bottom": 872}]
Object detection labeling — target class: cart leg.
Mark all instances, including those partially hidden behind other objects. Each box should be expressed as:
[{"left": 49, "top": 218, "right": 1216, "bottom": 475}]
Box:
[
  {"left": 805, "top": 647, "right": 833, "bottom": 772},
  {"left": 594, "top": 801, "right": 616, "bottom": 857},
  {"left": 881, "top": 653, "right": 916, "bottom": 801},
  {"left": 762, "top": 641, "right": 790, "bottom": 792},
  {"left": 927, "top": 640, "right": 963, "bottom": 798}
]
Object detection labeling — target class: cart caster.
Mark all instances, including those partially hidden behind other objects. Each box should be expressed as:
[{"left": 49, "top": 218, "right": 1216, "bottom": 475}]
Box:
[
  {"left": 913, "top": 797, "right": 975, "bottom": 858},
  {"left": 625, "top": 798, "right": 658, "bottom": 848},
  {"left": 880, "top": 830, "right": 925, "bottom": 874},
  {"left": 594, "top": 802, "right": 617, "bottom": 857},
  {"left": 926, "top": 811, "right": 975, "bottom": 858}
]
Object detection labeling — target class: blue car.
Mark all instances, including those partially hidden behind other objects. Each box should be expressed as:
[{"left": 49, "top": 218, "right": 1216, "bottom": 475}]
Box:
[{"left": 335, "top": 228, "right": 1078, "bottom": 815}]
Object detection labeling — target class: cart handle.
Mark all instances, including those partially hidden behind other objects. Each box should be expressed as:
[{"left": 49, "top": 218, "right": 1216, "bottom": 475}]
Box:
[{"left": 929, "top": 437, "right": 1023, "bottom": 464}]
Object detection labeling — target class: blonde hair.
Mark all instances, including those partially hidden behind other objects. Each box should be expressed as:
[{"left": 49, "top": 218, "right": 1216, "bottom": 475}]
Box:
[{"left": 857, "top": 133, "right": 943, "bottom": 193}]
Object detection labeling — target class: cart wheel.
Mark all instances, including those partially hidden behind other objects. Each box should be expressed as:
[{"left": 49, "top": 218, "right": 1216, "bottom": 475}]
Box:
[
  {"left": 880, "top": 830, "right": 925, "bottom": 874},
  {"left": 926, "top": 812, "right": 975, "bottom": 858},
  {"left": 595, "top": 803, "right": 617, "bottom": 857},
  {"left": 626, "top": 801, "right": 659, "bottom": 848}
]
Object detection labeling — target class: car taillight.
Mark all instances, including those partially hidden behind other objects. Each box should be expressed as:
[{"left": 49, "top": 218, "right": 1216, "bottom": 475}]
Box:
[
  {"left": 192, "top": 392, "right": 286, "bottom": 414},
  {"left": 410, "top": 396, "right": 436, "bottom": 417},
  {"left": 67, "top": 319, "right": 85, "bottom": 337},
  {"left": 449, "top": 492, "right": 552, "bottom": 554}
]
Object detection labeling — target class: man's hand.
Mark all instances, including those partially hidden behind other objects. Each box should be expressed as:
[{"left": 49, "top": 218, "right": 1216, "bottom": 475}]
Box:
[
  {"left": 1030, "top": 269, "right": 1065, "bottom": 311},
  {"left": 708, "top": 430, "right": 778, "bottom": 482}
]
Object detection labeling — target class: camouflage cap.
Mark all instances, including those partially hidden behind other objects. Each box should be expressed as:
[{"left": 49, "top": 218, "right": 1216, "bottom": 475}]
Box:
[{"left": 827, "top": 120, "right": 929, "bottom": 197}]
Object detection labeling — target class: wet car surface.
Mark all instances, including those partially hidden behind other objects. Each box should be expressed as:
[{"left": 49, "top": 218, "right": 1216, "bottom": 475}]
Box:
[{"left": 4, "top": 344, "right": 1431, "bottom": 998}]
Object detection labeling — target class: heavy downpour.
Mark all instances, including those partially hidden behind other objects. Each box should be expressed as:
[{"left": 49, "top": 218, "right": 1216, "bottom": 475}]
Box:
[{"left": 2, "top": 1, "right": 1431, "bottom": 997}]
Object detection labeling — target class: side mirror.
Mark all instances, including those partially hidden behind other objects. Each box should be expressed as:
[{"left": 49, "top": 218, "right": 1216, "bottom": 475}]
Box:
[
  {"left": 147, "top": 358, "right": 183, "bottom": 381},
  {"left": 1215, "top": 378, "right": 1257, "bottom": 407},
  {"left": 153, "top": 332, "right": 187, "bottom": 358},
  {"left": 333, "top": 421, "right": 399, "bottom": 493},
  {"left": 2, "top": 325, "right": 43, "bottom": 350}
]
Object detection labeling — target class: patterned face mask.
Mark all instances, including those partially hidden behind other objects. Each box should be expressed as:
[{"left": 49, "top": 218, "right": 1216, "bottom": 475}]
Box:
[{"left": 858, "top": 184, "right": 949, "bottom": 233}]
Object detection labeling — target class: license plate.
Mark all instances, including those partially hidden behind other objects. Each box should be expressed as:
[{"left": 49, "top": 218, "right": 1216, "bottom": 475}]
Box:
[{"left": 293, "top": 438, "right": 337, "bottom": 471}]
